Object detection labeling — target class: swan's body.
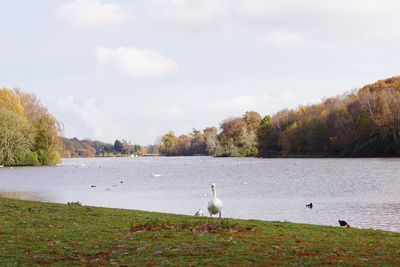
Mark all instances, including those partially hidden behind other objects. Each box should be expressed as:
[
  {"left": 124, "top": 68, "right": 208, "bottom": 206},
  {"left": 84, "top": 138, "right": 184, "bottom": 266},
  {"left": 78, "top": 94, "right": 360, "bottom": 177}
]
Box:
[{"left": 208, "top": 183, "right": 223, "bottom": 218}]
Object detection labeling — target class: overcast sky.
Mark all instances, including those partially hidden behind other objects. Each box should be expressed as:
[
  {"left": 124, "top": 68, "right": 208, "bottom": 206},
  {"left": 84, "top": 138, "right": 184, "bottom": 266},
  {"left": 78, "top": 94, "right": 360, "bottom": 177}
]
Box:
[{"left": 1, "top": 0, "right": 399, "bottom": 144}]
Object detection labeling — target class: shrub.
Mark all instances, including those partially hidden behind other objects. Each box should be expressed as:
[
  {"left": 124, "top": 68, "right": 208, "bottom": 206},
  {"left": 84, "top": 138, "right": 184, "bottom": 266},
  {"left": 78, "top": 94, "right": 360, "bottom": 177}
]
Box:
[
  {"left": 36, "top": 149, "right": 49, "bottom": 165},
  {"left": 15, "top": 150, "right": 39, "bottom": 166}
]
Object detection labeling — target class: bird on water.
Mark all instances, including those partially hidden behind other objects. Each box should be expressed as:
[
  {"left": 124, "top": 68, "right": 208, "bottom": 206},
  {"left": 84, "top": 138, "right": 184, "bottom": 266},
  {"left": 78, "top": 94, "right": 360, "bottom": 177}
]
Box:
[
  {"left": 306, "top": 203, "right": 313, "bottom": 208},
  {"left": 208, "top": 183, "right": 223, "bottom": 218}
]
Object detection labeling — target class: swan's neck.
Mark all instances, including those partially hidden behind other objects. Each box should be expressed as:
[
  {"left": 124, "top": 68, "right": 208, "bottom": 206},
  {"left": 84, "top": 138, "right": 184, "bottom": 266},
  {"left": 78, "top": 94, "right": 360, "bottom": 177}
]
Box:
[{"left": 213, "top": 189, "right": 217, "bottom": 199}]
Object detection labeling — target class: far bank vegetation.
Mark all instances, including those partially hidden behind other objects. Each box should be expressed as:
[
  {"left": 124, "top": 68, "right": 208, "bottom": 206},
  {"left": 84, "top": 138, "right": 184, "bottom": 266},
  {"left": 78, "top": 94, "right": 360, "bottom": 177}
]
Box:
[
  {"left": 158, "top": 76, "right": 400, "bottom": 158},
  {"left": 0, "top": 89, "right": 62, "bottom": 166},
  {"left": 62, "top": 138, "right": 148, "bottom": 158}
]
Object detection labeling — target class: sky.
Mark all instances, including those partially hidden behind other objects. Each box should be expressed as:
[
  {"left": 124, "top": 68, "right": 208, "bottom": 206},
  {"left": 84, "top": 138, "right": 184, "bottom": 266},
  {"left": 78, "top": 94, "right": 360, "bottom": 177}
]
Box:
[{"left": 1, "top": 0, "right": 400, "bottom": 145}]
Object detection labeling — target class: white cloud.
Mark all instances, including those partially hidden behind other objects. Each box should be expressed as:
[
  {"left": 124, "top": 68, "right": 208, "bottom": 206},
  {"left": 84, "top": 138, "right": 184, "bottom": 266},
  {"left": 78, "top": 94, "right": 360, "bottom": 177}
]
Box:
[
  {"left": 144, "top": 0, "right": 400, "bottom": 48},
  {"left": 58, "top": 0, "right": 128, "bottom": 29},
  {"left": 192, "top": 92, "right": 298, "bottom": 117},
  {"left": 261, "top": 31, "right": 307, "bottom": 49},
  {"left": 95, "top": 46, "right": 178, "bottom": 77},
  {"left": 143, "top": 105, "right": 183, "bottom": 118},
  {"left": 149, "top": 0, "right": 226, "bottom": 22},
  {"left": 351, "top": 63, "right": 387, "bottom": 72},
  {"left": 192, "top": 95, "right": 257, "bottom": 114},
  {"left": 56, "top": 96, "right": 127, "bottom": 142}
]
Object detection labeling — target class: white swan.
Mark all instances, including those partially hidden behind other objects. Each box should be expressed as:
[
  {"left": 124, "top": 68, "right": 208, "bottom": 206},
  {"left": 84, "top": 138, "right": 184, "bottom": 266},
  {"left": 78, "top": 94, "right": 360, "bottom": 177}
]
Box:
[{"left": 208, "top": 183, "right": 223, "bottom": 218}]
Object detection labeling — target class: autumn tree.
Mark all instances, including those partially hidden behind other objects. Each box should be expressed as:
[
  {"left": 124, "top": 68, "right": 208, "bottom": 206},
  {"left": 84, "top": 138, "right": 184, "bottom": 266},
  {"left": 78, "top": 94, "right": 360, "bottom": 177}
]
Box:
[
  {"left": 33, "top": 114, "right": 62, "bottom": 163},
  {"left": 12, "top": 90, "right": 62, "bottom": 164},
  {"left": 159, "top": 131, "right": 177, "bottom": 155},
  {"left": 204, "top": 126, "right": 220, "bottom": 155},
  {"left": 243, "top": 111, "right": 262, "bottom": 132},
  {"left": 220, "top": 117, "right": 246, "bottom": 139},
  {"left": 0, "top": 88, "right": 24, "bottom": 115},
  {"left": 121, "top": 139, "right": 134, "bottom": 154},
  {"left": 190, "top": 128, "right": 206, "bottom": 155},
  {"left": 14, "top": 89, "right": 48, "bottom": 120},
  {"left": 0, "top": 109, "right": 35, "bottom": 165},
  {"left": 78, "top": 142, "right": 96, "bottom": 157}
]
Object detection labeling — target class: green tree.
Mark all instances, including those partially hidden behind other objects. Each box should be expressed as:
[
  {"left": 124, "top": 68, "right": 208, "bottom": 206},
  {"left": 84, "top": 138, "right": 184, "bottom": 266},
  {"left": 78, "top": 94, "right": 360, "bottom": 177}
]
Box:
[
  {"left": 114, "top": 140, "right": 123, "bottom": 153},
  {"left": 159, "top": 131, "right": 177, "bottom": 155},
  {"left": 14, "top": 90, "right": 62, "bottom": 164},
  {"left": 34, "top": 114, "right": 62, "bottom": 164},
  {"left": 257, "top": 115, "right": 279, "bottom": 157},
  {"left": 0, "top": 109, "right": 35, "bottom": 166}
]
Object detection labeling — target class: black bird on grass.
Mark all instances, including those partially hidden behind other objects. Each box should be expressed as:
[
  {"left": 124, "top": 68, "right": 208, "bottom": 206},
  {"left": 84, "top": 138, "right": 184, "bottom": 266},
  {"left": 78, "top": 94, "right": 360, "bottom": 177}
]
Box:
[
  {"left": 306, "top": 203, "right": 313, "bottom": 209},
  {"left": 338, "top": 220, "right": 351, "bottom": 228}
]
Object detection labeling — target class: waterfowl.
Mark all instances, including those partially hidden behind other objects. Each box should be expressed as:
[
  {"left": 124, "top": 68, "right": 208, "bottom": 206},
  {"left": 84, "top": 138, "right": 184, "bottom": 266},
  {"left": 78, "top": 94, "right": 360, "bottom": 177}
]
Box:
[
  {"left": 207, "top": 183, "right": 223, "bottom": 218},
  {"left": 194, "top": 208, "right": 204, "bottom": 216},
  {"left": 306, "top": 203, "right": 313, "bottom": 208},
  {"left": 338, "top": 220, "right": 351, "bottom": 228}
]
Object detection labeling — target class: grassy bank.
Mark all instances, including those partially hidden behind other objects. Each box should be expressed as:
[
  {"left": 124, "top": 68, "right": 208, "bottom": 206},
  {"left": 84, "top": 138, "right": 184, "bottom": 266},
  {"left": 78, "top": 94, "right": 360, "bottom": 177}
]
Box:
[{"left": 1, "top": 197, "right": 399, "bottom": 266}]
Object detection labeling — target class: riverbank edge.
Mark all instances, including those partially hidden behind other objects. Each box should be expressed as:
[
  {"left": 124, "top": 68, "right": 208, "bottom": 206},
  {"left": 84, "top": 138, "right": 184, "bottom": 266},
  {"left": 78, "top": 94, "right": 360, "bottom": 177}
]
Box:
[{"left": 1, "top": 197, "right": 400, "bottom": 265}]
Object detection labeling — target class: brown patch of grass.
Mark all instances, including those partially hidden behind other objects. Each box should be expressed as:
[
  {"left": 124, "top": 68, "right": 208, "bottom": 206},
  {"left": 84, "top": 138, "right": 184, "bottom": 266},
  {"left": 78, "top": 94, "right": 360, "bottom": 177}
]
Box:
[{"left": 129, "top": 218, "right": 255, "bottom": 235}]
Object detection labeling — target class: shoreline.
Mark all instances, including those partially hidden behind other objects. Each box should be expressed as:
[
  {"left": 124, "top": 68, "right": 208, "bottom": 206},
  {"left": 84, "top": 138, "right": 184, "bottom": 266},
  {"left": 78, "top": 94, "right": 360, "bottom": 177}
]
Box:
[
  {"left": 1, "top": 193, "right": 399, "bottom": 234},
  {"left": 2, "top": 155, "right": 400, "bottom": 167},
  {"left": 1, "top": 196, "right": 400, "bottom": 265}
]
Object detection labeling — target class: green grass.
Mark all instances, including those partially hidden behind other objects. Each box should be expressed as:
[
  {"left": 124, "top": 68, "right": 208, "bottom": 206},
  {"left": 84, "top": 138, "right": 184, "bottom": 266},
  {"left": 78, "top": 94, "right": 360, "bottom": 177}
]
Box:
[{"left": 1, "top": 197, "right": 399, "bottom": 266}]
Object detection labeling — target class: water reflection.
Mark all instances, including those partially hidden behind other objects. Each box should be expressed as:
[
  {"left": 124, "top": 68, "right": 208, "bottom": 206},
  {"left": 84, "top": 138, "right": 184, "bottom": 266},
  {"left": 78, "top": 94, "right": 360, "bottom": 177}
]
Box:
[{"left": 0, "top": 157, "right": 400, "bottom": 232}]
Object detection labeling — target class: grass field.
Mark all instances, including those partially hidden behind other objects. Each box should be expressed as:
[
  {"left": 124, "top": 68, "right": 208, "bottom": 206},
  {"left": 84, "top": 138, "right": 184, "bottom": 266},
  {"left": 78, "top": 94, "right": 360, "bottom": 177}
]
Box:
[{"left": 1, "top": 197, "right": 399, "bottom": 266}]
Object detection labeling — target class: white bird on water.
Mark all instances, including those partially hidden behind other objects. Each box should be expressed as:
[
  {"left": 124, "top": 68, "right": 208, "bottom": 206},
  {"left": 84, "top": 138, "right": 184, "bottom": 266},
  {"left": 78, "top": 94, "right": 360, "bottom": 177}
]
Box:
[{"left": 208, "top": 183, "right": 223, "bottom": 218}]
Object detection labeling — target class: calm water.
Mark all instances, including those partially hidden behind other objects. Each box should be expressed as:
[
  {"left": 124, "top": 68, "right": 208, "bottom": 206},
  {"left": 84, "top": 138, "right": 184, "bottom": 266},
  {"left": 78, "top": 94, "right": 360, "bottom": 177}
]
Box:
[{"left": 1, "top": 157, "right": 400, "bottom": 232}]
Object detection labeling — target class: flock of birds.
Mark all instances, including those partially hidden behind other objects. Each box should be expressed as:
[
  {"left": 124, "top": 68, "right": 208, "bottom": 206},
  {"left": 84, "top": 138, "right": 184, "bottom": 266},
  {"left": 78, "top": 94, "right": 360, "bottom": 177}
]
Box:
[
  {"left": 305, "top": 202, "right": 351, "bottom": 228},
  {"left": 84, "top": 159, "right": 348, "bottom": 228},
  {"left": 194, "top": 188, "right": 350, "bottom": 228},
  {"left": 90, "top": 177, "right": 350, "bottom": 228}
]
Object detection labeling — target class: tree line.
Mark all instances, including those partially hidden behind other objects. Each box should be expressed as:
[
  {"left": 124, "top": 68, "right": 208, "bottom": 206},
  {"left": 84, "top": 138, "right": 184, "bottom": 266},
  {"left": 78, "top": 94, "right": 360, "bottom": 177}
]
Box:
[
  {"left": 62, "top": 138, "right": 145, "bottom": 158},
  {"left": 3, "top": 76, "right": 400, "bottom": 164},
  {"left": 158, "top": 76, "right": 400, "bottom": 157},
  {"left": 159, "top": 111, "right": 261, "bottom": 157},
  {"left": 0, "top": 88, "right": 62, "bottom": 166},
  {"left": 0, "top": 88, "right": 149, "bottom": 165}
]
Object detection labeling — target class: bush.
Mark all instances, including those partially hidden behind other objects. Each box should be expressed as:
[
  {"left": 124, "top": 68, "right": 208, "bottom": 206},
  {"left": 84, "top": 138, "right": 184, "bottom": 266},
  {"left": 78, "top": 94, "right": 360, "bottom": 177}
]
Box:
[
  {"left": 15, "top": 150, "right": 39, "bottom": 166},
  {"left": 36, "top": 149, "right": 49, "bottom": 165}
]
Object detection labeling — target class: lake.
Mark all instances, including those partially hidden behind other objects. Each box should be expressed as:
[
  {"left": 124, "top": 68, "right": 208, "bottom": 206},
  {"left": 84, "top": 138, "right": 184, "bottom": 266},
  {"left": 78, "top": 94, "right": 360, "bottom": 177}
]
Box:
[{"left": 1, "top": 157, "right": 400, "bottom": 232}]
